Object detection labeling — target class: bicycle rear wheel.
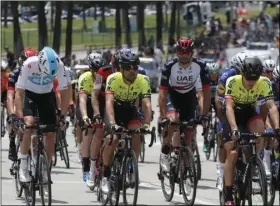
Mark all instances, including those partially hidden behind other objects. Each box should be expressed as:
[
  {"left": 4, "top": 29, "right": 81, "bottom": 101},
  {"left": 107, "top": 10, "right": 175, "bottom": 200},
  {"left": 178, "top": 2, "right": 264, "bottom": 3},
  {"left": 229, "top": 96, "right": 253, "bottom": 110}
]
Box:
[
  {"left": 122, "top": 151, "right": 139, "bottom": 205},
  {"left": 139, "top": 135, "right": 145, "bottom": 163},
  {"left": 60, "top": 131, "right": 70, "bottom": 168},
  {"left": 39, "top": 150, "right": 52, "bottom": 206},
  {"left": 180, "top": 147, "right": 197, "bottom": 205}
]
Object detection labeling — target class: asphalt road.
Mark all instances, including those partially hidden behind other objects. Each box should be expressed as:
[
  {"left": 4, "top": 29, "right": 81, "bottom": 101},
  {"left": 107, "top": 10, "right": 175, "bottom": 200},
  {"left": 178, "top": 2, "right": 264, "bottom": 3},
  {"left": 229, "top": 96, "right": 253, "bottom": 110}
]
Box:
[{"left": 1, "top": 93, "right": 279, "bottom": 205}]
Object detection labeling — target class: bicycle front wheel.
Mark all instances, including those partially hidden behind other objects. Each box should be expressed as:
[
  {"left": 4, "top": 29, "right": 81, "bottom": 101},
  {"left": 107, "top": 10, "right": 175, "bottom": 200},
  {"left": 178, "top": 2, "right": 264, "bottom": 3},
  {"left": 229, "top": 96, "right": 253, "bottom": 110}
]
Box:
[
  {"left": 180, "top": 147, "right": 197, "bottom": 205},
  {"left": 60, "top": 131, "right": 70, "bottom": 168},
  {"left": 122, "top": 151, "right": 139, "bottom": 205},
  {"left": 139, "top": 135, "right": 145, "bottom": 163},
  {"left": 39, "top": 150, "right": 52, "bottom": 206}
]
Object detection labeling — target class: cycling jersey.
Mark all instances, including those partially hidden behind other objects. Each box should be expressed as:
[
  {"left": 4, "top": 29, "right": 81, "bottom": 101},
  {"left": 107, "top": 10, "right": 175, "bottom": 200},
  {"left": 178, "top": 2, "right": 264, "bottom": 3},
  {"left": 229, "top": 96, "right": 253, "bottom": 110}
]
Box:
[
  {"left": 78, "top": 71, "right": 95, "bottom": 95},
  {"left": 225, "top": 75, "right": 274, "bottom": 108},
  {"left": 94, "top": 65, "right": 113, "bottom": 96},
  {"left": 217, "top": 67, "right": 238, "bottom": 102},
  {"left": 105, "top": 72, "right": 151, "bottom": 105},
  {"left": 16, "top": 56, "right": 68, "bottom": 94},
  {"left": 160, "top": 57, "right": 210, "bottom": 94},
  {"left": 7, "top": 67, "right": 21, "bottom": 91},
  {"left": 53, "top": 67, "right": 72, "bottom": 92}
]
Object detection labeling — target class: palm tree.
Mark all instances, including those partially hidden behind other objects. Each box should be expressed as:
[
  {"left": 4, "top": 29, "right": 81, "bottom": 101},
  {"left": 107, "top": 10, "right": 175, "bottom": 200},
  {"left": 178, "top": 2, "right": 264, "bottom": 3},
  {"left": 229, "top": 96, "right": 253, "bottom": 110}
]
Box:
[
  {"left": 11, "top": 1, "right": 24, "bottom": 58},
  {"left": 123, "top": 2, "right": 132, "bottom": 48},
  {"left": 53, "top": 1, "right": 62, "bottom": 54},
  {"left": 65, "top": 1, "right": 73, "bottom": 59},
  {"left": 137, "top": 2, "right": 146, "bottom": 49},
  {"left": 38, "top": 1, "right": 48, "bottom": 50},
  {"left": 115, "top": 4, "right": 122, "bottom": 48},
  {"left": 156, "top": 2, "right": 163, "bottom": 48}
]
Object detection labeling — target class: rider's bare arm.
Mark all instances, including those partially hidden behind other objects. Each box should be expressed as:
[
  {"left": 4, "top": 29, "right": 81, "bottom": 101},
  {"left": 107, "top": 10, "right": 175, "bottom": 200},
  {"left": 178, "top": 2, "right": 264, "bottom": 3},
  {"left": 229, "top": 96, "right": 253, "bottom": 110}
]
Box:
[
  {"left": 92, "top": 89, "right": 101, "bottom": 115},
  {"left": 15, "top": 88, "right": 24, "bottom": 118},
  {"left": 266, "top": 99, "right": 279, "bottom": 129},
  {"left": 158, "top": 89, "right": 168, "bottom": 117},
  {"left": 225, "top": 98, "right": 237, "bottom": 130},
  {"left": 79, "top": 92, "right": 88, "bottom": 118},
  {"left": 142, "top": 97, "right": 152, "bottom": 125},
  {"left": 105, "top": 93, "right": 115, "bottom": 124},
  {"left": 202, "top": 86, "right": 211, "bottom": 115},
  {"left": 197, "top": 91, "right": 204, "bottom": 115},
  {"left": 7, "top": 90, "right": 15, "bottom": 115},
  {"left": 215, "top": 90, "right": 223, "bottom": 122}
]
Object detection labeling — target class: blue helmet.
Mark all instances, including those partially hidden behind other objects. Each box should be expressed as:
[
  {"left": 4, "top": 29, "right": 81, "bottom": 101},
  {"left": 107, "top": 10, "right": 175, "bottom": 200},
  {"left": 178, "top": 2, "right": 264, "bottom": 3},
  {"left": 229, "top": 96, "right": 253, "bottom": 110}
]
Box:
[
  {"left": 138, "top": 66, "right": 146, "bottom": 75},
  {"left": 38, "top": 46, "right": 60, "bottom": 75}
]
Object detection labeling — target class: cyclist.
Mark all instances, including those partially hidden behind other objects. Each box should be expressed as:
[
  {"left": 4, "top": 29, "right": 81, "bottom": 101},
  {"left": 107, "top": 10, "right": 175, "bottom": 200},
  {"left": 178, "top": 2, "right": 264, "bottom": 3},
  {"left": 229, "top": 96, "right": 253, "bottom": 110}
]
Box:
[
  {"left": 6, "top": 48, "right": 38, "bottom": 161},
  {"left": 223, "top": 56, "right": 279, "bottom": 205},
  {"left": 215, "top": 51, "right": 253, "bottom": 191},
  {"left": 1, "top": 59, "right": 9, "bottom": 137},
  {"left": 101, "top": 51, "right": 152, "bottom": 193},
  {"left": 77, "top": 53, "right": 104, "bottom": 182},
  {"left": 158, "top": 37, "right": 210, "bottom": 172},
  {"left": 15, "top": 46, "right": 69, "bottom": 183}
]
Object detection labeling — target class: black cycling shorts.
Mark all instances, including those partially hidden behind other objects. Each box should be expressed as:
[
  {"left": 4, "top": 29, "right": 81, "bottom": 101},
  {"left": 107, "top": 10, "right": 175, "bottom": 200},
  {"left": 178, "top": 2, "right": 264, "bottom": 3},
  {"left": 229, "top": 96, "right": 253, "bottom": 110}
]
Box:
[
  {"left": 23, "top": 90, "right": 56, "bottom": 133},
  {"left": 166, "top": 88, "right": 197, "bottom": 122},
  {"left": 1, "top": 91, "right": 7, "bottom": 104},
  {"left": 222, "top": 107, "right": 263, "bottom": 143}
]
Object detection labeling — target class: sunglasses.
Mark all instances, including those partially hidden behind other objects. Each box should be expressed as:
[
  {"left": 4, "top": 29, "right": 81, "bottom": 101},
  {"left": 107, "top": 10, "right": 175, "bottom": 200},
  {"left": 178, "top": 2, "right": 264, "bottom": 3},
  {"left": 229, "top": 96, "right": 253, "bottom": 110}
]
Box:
[
  {"left": 122, "top": 65, "right": 138, "bottom": 71},
  {"left": 177, "top": 50, "right": 193, "bottom": 56},
  {"left": 244, "top": 76, "right": 259, "bottom": 81},
  {"left": 264, "top": 71, "right": 273, "bottom": 74}
]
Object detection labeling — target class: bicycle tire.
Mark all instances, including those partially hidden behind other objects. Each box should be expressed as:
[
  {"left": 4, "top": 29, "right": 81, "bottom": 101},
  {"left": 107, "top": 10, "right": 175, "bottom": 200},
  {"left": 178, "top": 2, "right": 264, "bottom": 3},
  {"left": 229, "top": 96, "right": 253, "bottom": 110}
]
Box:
[
  {"left": 60, "top": 131, "right": 70, "bottom": 168},
  {"left": 23, "top": 181, "right": 34, "bottom": 206},
  {"left": 180, "top": 146, "right": 197, "bottom": 205},
  {"left": 39, "top": 150, "right": 52, "bottom": 206},
  {"left": 139, "top": 135, "right": 145, "bottom": 163},
  {"left": 192, "top": 141, "right": 201, "bottom": 181},
  {"left": 122, "top": 151, "right": 139, "bottom": 205},
  {"left": 159, "top": 154, "right": 175, "bottom": 202},
  {"left": 267, "top": 177, "right": 276, "bottom": 206},
  {"left": 205, "top": 126, "right": 212, "bottom": 161},
  {"left": 52, "top": 135, "right": 58, "bottom": 167},
  {"left": 109, "top": 157, "right": 120, "bottom": 206},
  {"left": 213, "top": 133, "right": 219, "bottom": 162},
  {"left": 14, "top": 160, "right": 23, "bottom": 197},
  {"left": 1, "top": 108, "right": 5, "bottom": 137},
  {"left": 247, "top": 157, "right": 268, "bottom": 206}
]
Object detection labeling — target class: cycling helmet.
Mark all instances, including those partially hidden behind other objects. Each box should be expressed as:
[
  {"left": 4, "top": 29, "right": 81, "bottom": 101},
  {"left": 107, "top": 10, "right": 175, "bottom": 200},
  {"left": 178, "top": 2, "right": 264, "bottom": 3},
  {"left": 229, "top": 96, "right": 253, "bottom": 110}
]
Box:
[
  {"left": 138, "top": 66, "right": 146, "bottom": 75},
  {"left": 273, "top": 65, "right": 279, "bottom": 81},
  {"left": 176, "top": 37, "right": 195, "bottom": 52},
  {"left": 38, "top": 46, "right": 60, "bottom": 76},
  {"left": 263, "top": 59, "right": 276, "bottom": 72},
  {"left": 88, "top": 57, "right": 106, "bottom": 71},
  {"left": 241, "top": 57, "right": 263, "bottom": 80},
  {"left": 230, "top": 51, "right": 254, "bottom": 70},
  {"left": 206, "top": 62, "right": 221, "bottom": 74},
  {"left": 88, "top": 52, "right": 102, "bottom": 61},
  {"left": 1, "top": 60, "right": 8, "bottom": 70},
  {"left": 118, "top": 49, "right": 139, "bottom": 66},
  {"left": 19, "top": 48, "right": 38, "bottom": 66}
]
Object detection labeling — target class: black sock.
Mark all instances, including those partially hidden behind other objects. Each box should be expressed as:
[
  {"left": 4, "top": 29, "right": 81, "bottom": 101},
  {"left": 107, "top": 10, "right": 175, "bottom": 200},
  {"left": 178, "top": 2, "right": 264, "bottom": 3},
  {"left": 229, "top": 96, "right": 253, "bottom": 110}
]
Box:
[
  {"left": 225, "top": 186, "right": 233, "bottom": 201},
  {"left": 82, "top": 157, "right": 90, "bottom": 172}
]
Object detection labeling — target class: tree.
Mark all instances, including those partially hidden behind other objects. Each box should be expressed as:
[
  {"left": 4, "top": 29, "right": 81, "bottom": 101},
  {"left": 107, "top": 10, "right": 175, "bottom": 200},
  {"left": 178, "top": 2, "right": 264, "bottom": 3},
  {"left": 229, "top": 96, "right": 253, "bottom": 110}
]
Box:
[
  {"left": 176, "top": 2, "right": 181, "bottom": 39},
  {"left": 123, "top": 2, "right": 132, "bottom": 48},
  {"left": 38, "top": 1, "right": 48, "bottom": 50},
  {"left": 168, "top": 2, "right": 177, "bottom": 45},
  {"left": 137, "top": 2, "right": 146, "bottom": 49},
  {"left": 65, "top": 1, "right": 73, "bottom": 59},
  {"left": 3, "top": 1, "right": 8, "bottom": 28},
  {"left": 53, "top": 1, "right": 62, "bottom": 54},
  {"left": 115, "top": 4, "right": 122, "bottom": 48},
  {"left": 82, "top": 3, "right": 87, "bottom": 31},
  {"left": 11, "top": 1, "right": 24, "bottom": 58},
  {"left": 156, "top": 2, "right": 163, "bottom": 48}
]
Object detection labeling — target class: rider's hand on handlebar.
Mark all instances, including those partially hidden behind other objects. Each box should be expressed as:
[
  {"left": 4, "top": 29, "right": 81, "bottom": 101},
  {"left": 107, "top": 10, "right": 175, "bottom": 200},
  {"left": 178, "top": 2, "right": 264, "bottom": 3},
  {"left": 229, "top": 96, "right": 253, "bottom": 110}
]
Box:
[
  {"left": 110, "top": 123, "right": 123, "bottom": 133},
  {"left": 139, "top": 124, "right": 150, "bottom": 133},
  {"left": 83, "top": 116, "right": 92, "bottom": 127},
  {"left": 274, "top": 128, "right": 280, "bottom": 137},
  {"left": 17, "top": 118, "right": 25, "bottom": 133},
  {"left": 7, "top": 113, "right": 17, "bottom": 125},
  {"left": 230, "top": 129, "right": 240, "bottom": 140},
  {"left": 93, "top": 114, "right": 103, "bottom": 125}
]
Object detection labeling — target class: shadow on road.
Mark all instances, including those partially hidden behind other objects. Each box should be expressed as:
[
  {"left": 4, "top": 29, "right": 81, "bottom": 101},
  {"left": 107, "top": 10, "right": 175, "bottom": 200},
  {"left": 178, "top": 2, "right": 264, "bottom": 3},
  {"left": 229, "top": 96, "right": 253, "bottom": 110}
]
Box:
[
  {"left": 2, "top": 176, "right": 12, "bottom": 180},
  {"left": 200, "top": 177, "right": 217, "bottom": 183},
  {"left": 139, "top": 160, "right": 158, "bottom": 165},
  {"left": 51, "top": 170, "right": 74, "bottom": 175},
  {"left": 53, "top": 165, "right": 81, "bottom": 170}
]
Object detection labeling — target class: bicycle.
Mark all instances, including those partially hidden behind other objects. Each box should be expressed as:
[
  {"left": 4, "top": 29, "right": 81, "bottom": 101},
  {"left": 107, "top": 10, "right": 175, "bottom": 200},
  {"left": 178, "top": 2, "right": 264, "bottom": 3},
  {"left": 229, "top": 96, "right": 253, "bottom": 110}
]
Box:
[
  {"left": 21, "top": 116, "right": 54, "bottom": 206},
  {"left": 1, "top": 102, "right": 7, "bottom": 137},
  {"left": 157, "top": 119, "right": 199, "bottom": 205},
  {"left": 103, "top": 127, "right": 155, "bottom": 206},
  {"left": 221, "top": 132, "right": 274, "bottom": 206},
  {"left": 52, "top": 121, "right": 70, "bottom": 169}
]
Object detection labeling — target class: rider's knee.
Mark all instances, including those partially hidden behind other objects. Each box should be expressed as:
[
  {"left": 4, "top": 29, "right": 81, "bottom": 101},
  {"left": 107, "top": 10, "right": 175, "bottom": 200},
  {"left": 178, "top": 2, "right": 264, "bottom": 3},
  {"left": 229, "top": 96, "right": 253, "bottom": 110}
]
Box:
[
  {"left": 24, "top": 116, "right": 35, "bottom": 127},
  {"left": 248, "top": 117, "right": 264, "bottom": 133}
]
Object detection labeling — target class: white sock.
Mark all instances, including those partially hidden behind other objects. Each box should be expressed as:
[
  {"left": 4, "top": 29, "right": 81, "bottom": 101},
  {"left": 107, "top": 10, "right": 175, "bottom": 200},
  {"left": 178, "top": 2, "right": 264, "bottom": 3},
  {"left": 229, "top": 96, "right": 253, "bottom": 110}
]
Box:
[
  {"left": 90, "top": 160, "right": 96, "bottom": 173},
  {"left": 77, "top": 143, "right": 81, "bottom": 152},
  {"left": 20, "top": 154, "right": 28, "bottom": 170}
]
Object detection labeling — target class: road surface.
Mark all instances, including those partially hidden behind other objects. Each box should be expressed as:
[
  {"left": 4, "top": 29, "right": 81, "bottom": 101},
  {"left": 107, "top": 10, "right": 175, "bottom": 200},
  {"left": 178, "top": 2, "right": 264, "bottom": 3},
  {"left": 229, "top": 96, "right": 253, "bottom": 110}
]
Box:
[{"left": 1, "top": 93, "right": 279, "bottom": 205}]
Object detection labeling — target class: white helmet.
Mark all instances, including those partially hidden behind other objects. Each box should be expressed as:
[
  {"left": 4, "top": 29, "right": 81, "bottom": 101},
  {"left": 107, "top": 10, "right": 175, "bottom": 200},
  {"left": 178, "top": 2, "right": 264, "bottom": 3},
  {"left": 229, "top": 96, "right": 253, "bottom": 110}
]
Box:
[
  {"left": 273, "top": 65, "right": 279, "bottom": 81},
  {"left": 38, "top": 47, "right": 60, "bottom": 75},
  {"left": 1, "top": 60, "right": 8, "bottom": 70},
  {"left": 263, "top": 59, "right": 276, "bottom": 72},
  {"left": 230, "top": 51, "right": 254, "bottom": 70},
  {"left": 88, "top": 52, "right": 102, "bottom": 60},
  {"left": 206, "top": 62, "right": 221, "bottom": 74}
]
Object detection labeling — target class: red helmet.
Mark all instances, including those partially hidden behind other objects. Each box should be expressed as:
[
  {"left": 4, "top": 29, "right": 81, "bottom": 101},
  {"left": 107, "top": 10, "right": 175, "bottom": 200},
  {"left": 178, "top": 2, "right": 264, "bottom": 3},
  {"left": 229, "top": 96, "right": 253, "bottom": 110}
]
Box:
[
  {"left": 176, "top": 37, "right": 195, "bottom": 52},
  {"left": 18, "top": 48, "right": 38, "bottom": 66}
]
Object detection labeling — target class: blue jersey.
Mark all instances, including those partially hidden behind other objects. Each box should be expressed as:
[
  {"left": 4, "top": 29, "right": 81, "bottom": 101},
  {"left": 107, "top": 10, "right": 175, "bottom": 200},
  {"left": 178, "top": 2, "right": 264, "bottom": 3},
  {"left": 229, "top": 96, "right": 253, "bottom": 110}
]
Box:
[{"left": 217, "top": 66, "right": 238, "bottom": 102}]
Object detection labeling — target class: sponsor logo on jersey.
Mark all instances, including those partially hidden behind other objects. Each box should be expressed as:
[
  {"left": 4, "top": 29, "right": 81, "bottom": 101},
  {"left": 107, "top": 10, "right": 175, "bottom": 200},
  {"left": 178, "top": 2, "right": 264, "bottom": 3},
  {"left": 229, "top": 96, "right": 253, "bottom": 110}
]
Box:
[
  {"left": 28, "top": 75, "right": 55, "bottom": 86},
  {"left": 177, "top": 76, "right": 193, "bottom": 82}
]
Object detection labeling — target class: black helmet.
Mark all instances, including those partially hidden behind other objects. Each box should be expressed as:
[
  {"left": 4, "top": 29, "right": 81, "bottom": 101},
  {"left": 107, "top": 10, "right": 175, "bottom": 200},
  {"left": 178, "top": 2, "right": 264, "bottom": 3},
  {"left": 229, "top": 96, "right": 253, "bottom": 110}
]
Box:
[
  {"left": 118, "top": 49, "right": 140, "bottom": 67},
  {"left": 88, "top": 57, "right": 107, "bottom": 71},
  {"left": 241, "top": 57, "right": 263, "bottom": 80}
]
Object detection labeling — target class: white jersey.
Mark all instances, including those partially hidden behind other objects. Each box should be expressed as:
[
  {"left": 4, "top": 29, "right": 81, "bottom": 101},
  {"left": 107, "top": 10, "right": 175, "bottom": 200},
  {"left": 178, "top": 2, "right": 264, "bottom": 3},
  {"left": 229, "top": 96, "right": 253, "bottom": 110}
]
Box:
[
  {"left": 64, "top": 66, "right": 72, "bottom": 85},
  {"left": 16, "top": 56, "right": 68, "bottom": 94}
]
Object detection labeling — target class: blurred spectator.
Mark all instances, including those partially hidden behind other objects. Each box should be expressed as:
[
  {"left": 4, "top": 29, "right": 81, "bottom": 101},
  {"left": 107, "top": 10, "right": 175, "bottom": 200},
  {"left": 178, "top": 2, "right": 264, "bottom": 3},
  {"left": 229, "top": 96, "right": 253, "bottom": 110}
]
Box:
[
  {"left": 4, "top": 45, "right": 15, "bottom": 69},
  {"left": 147, "top": 35, "right": 155, "bottom": 49},
  {"left": 71, "top": 54, "right": 78, "bottom": 67},
  {"left": 144, "top": 46, "right": 154, "bottom": 57}
]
